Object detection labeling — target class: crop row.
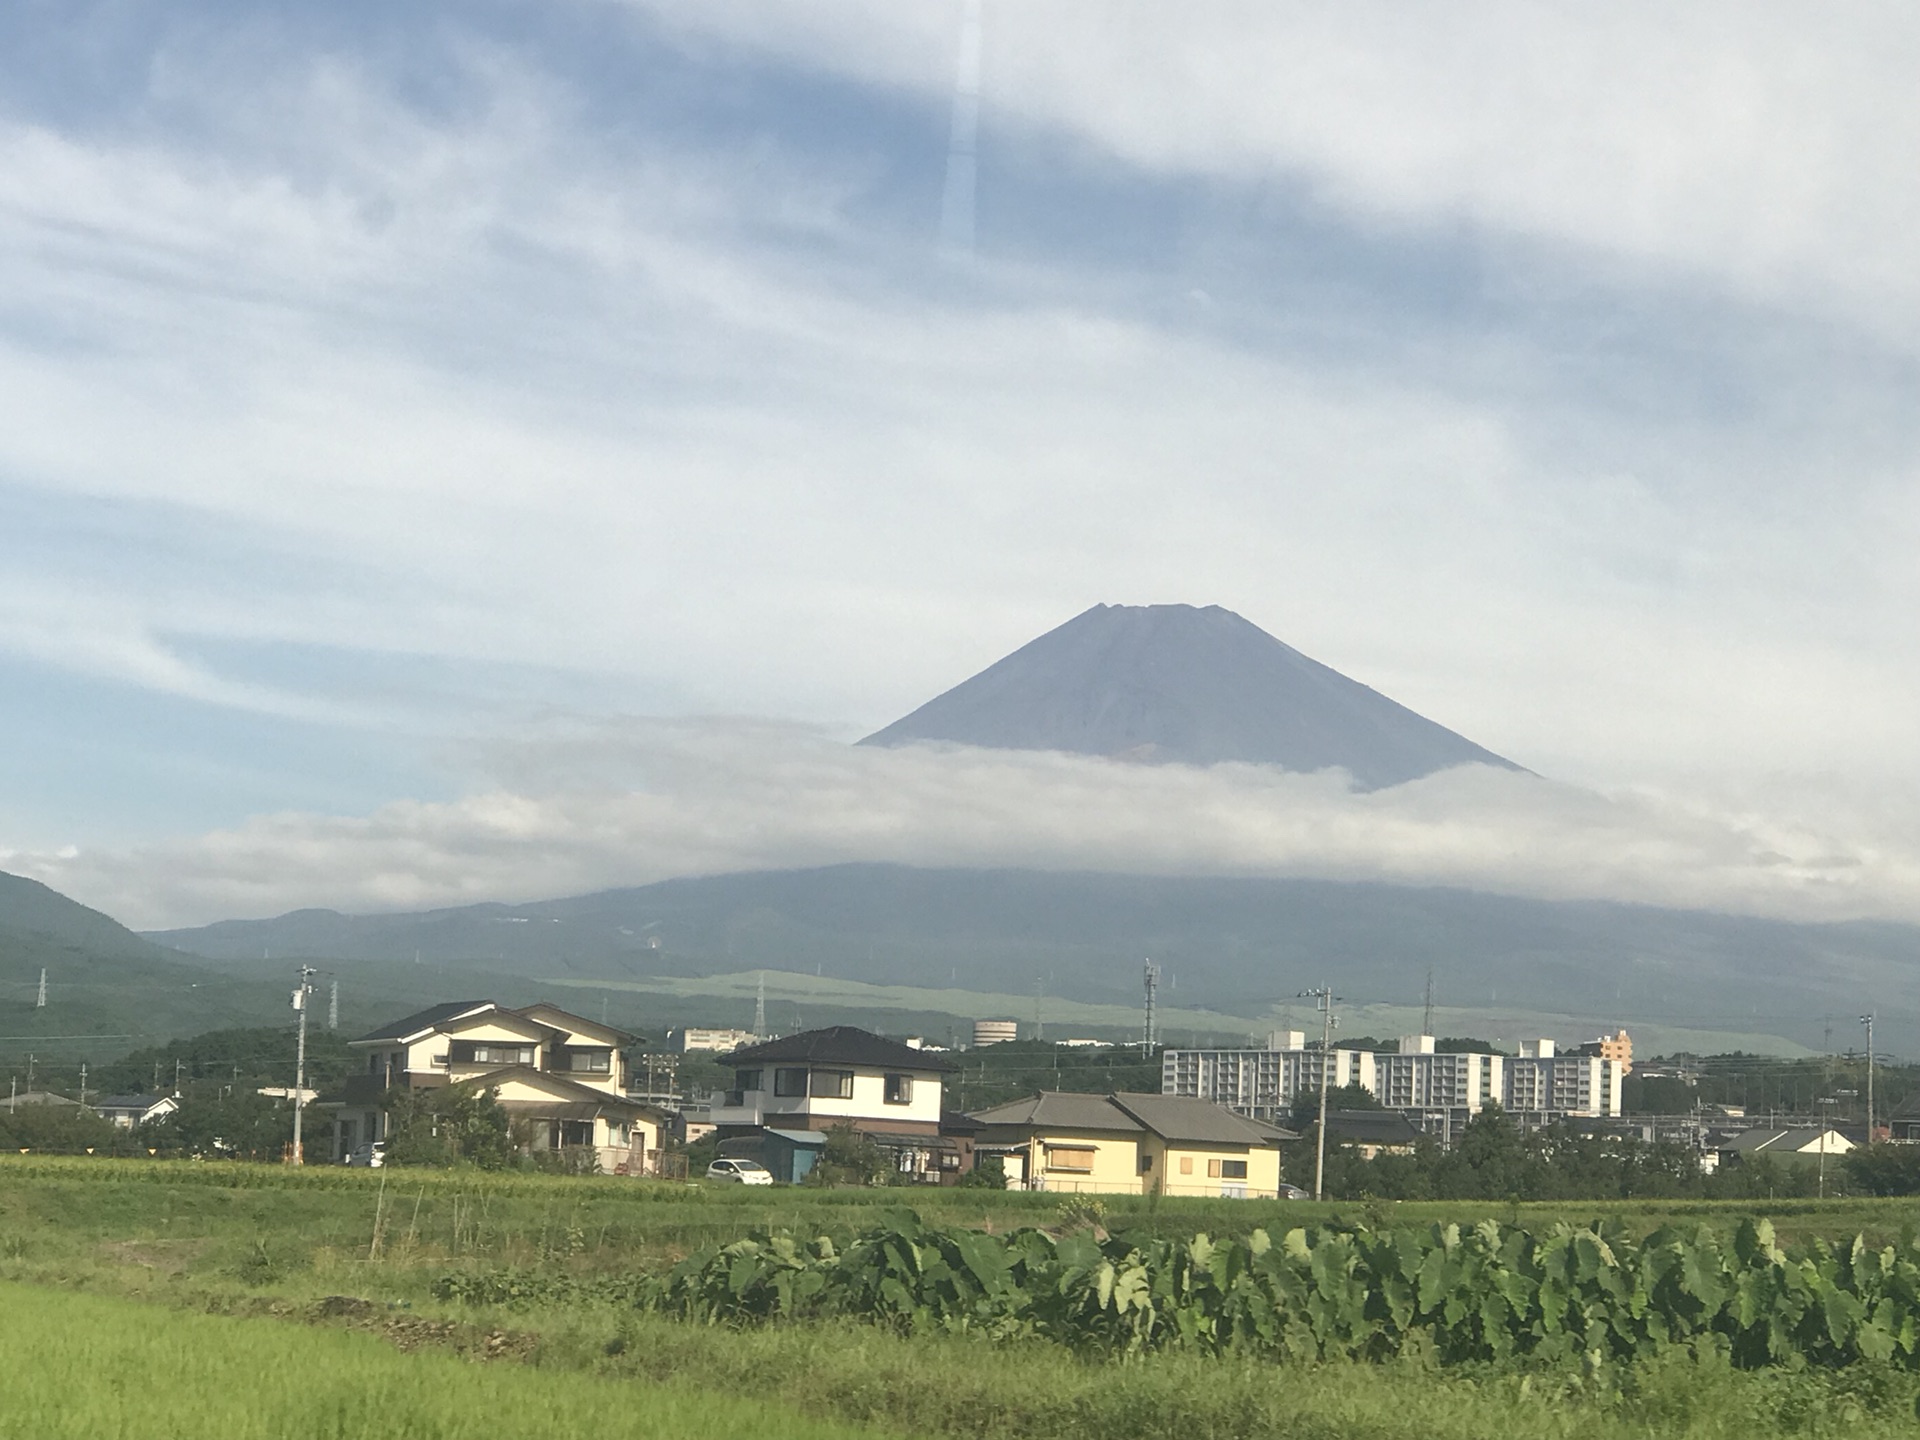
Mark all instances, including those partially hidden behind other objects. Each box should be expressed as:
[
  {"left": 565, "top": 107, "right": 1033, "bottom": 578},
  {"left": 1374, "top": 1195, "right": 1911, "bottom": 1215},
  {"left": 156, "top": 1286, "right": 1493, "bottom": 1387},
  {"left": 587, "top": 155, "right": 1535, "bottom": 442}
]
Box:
[{"left": 583, "top": 1211, "right": 1920, "bottom": 1370}]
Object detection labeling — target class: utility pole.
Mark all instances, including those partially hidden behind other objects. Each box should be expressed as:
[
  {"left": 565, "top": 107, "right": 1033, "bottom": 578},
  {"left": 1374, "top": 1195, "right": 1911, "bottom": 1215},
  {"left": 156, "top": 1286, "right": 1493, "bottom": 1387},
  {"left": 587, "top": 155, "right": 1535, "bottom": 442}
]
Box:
[
  {"left": 1301, "top": 986, "right": 1338, "bottom": 1202},
  {"left": 1861, "top": 1012, "right": 1876, "bottom": 1142},
  {"left": 291, "top": 966, "right": 315, "bottom": 1165}
]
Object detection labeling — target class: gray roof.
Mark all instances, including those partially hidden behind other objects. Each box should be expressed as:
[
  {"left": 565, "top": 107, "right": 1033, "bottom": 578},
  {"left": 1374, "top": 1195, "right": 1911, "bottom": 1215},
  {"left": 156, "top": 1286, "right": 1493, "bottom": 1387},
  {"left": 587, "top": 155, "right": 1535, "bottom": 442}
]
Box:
[
  {"left": 1719, "top": 1127, "right": 1847, "bottom": 1155},
  {"left": 970, "top": 1091, "right": 1296, "bottom": 1146},
  {"left": 1324, "top": 1110, "right": 1422, "bottom": 1146},
  {"left": 1108, "top": 1093, "right": 1299, "bottom": 1145},
  {"left": 95, "top": 1094, "right": 169, "bottom": 1111},
  {"left": 969, "top": 1091, "right": 1143, "bottom": 1133},
  {"left": 725, "top": 1026, "right": 957, "bottom": 1073},
  {"left": 353, "top": 1000, "right": 497, "bottom": 1044}
]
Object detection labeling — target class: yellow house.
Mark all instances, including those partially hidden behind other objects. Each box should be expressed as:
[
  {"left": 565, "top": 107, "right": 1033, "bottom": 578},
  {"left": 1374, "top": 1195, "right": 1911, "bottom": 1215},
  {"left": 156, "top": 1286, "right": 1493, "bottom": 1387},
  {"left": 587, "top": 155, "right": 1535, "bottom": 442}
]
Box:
[
  {"left": 322, "top": 1000, "right": 664, "bottom": 1174},
  {"left": 969, "top": 1091, "right": 1295, "bottom": 1198}
]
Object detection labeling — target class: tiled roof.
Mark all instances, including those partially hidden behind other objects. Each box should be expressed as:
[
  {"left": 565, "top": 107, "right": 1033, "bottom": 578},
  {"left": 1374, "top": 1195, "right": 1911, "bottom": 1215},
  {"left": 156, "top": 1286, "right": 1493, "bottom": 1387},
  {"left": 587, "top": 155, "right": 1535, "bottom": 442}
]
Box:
[
  {"left": 724, "top": 1026, "right": 957, "bottom": 1073},
  {"left": 1109, "top": 1092, "right": 1299, "bottom": 1145},
  {"left": 968, "top": 1092, "right": 1140, "bottom": 1132},
  {"left": 969, "top": 1091, "right": 1296, "bottom": 1145}
]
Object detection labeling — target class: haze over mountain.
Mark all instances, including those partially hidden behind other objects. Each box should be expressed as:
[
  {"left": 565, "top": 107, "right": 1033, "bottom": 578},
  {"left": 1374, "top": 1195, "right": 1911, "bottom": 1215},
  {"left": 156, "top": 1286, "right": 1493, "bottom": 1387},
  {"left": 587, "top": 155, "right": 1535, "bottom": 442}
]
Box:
[
  {"left": 859, "top": 604, "right": 1519, "bottom": 790},
  {"left": 149, "top": 863, "right": 1920, "bottom": 1054}
]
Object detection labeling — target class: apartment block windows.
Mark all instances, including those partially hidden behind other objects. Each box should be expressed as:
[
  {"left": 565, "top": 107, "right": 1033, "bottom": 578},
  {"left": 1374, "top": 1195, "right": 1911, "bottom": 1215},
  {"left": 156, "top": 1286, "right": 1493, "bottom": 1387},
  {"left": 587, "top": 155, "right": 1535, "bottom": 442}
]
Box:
[{"left": 883, "top": 1073, "right": 913, "bottom": 1105}]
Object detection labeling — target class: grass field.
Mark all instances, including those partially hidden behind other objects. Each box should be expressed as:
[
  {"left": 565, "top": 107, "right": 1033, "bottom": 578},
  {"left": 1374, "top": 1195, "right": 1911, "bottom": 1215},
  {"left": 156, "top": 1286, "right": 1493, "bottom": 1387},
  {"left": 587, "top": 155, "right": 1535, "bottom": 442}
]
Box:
[
  {"left": 0, "top": 1281, "right": 897, "bottom": 1440},
  {"left": 5, "top": 1157, "right": 1920, "bottom": 1438}
]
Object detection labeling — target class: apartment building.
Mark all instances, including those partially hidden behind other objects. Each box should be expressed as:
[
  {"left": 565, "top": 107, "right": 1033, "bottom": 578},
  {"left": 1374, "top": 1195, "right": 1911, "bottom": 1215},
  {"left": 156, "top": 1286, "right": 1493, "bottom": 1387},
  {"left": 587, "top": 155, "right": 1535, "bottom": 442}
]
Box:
[
  {"left": 1160, "top": 1031, "right": 1373, "bottom": 1125},
  {"left": 1164, "top": 1031, "right": 1621, "bottom": 1144}
]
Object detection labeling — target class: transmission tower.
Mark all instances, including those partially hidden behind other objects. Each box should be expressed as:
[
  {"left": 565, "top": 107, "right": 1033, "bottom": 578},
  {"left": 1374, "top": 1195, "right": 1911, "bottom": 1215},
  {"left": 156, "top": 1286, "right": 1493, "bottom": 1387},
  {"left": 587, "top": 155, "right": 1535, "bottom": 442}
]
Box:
[
  {"left": 1142, "top": 961, "right": 1161, "bottom": 1051},
  {"left": 753, "top": 972, "right": 767, "bottom": 1039},
  {"left": 328, "top": 980, "right": 339, "bottom": 1032},
  {"left": 34, "top": 969, "right": 46, "bottom": 1009},
  {"left": 1422, "top": 969, "right": 1435, "bottom": 1038}
]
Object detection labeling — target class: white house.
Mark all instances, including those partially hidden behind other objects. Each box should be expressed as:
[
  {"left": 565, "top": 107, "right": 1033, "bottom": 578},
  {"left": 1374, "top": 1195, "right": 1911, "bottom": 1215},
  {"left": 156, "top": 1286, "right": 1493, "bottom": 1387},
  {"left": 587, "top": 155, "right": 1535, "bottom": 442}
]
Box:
[
  {"left": 93, "top": 1094, "right": 179, "bottom": 1128},
  {"left": 706, "top": 1026, "right": 961, "bottom": 1182},
  {"left": 320, "top": 1000, "right": 664, "bottom": 1174}
]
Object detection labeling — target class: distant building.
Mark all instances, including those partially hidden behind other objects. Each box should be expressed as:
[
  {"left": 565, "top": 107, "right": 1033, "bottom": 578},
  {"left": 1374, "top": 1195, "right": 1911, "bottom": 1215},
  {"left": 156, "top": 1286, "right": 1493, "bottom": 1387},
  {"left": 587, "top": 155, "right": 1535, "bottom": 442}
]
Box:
[
  {"left": 1163, "top": 1031, "right": 1622, "bottom": 1145},
  {"left": 706, "top": 1026, "right": 963, "bottom": 1183},
  {"left": 1577, "top": 1029, "right": 1633, "bottom": 1074},
  {"left": 1716, "top": 1126, "right": 1853, "bottom": 1166},
  {"left": 972, "top": 1019, "right": 1019, "bottom": 1047},
  {"left": 1160, "top": 1036, "right": 1373, "bottom": 1125},
  {"left": 970, "top": 1091, "right": 1297, "bottom": 1198},
  {"left": 316, "top": 1000, "right": 664, "bottom": 1174},
  {"left": 675, "top": 1027, "right": 762, "bottom": 1054},
  {"left": 94, "top": 1094, "right": 179, "bottom": 1128}
]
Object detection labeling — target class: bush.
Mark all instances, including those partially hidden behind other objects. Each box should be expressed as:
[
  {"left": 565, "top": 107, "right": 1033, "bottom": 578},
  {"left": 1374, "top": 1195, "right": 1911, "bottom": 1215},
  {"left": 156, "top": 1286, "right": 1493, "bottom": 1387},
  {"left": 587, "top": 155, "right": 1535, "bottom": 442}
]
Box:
[{"left": 956, "top": 1155, "right": 1006, "bottom": 1189}]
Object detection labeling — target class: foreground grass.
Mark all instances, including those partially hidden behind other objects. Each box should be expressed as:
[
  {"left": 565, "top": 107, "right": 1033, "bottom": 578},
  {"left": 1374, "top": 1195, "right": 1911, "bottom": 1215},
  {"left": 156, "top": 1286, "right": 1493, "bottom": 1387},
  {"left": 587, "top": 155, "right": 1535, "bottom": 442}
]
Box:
[
  {"left": 8, "top": 1157, "right": 1920, "bottom": 1440},
  {"left": 0, "top": 1281, "right": 895, "bottom": 1440}
]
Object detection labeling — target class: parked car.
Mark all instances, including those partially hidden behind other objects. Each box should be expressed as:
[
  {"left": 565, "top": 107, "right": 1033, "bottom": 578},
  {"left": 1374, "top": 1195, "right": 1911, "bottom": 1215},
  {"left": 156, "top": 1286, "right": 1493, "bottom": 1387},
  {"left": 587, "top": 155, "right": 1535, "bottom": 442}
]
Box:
[
  {"left": 706, "top": 1157, "right": 773, "bottom": 1185},
  {"left": 345, "top": 1141, "right": 387, "bottom": 1169},
  {"left": 1278, "top": 1183, "right": 1309, "bottom": 1200}
]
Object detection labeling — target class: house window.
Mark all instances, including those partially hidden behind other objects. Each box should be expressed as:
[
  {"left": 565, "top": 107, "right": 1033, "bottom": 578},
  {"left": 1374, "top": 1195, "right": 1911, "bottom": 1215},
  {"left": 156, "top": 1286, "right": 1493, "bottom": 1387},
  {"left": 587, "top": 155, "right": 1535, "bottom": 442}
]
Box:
[
  {"left": 810, "top": 1070, "right": 854, "bottom": 1099},
  {"left": 453, "top": 1042, "right": 535, "bottom": 1067},
  {"left": 1179, "top": 1156, "right": 1193, "bottom": 1175},
  {"left": 883, "top": 1073, "right": 913, "bottom": 1105},
  {"left": 1046, "top": 1146, "right": 1096, "bottom": 1173},
  {"left": 734, "top": 1069, "right": 764, "bottom": 1093},
  {"left": 773, "top": 1067, "right": 808, "bottom": 1097},
  {"left": 1139, "top": 1154, "right": 1154, "bottom": 1173},
  {"left": 1206, "top": 1158, "right": 1248, "bottom": 1180},
  {"left": 566, "top": 1049, "right": 612, "bottom": 1074}
]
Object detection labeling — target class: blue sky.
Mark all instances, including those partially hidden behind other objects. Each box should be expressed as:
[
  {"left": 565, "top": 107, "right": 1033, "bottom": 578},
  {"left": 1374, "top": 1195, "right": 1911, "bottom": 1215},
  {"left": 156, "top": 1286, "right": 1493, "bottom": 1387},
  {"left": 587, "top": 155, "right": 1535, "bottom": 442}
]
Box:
[{"left": 4, "top": 2, "right": 1920, "bottom": 925}]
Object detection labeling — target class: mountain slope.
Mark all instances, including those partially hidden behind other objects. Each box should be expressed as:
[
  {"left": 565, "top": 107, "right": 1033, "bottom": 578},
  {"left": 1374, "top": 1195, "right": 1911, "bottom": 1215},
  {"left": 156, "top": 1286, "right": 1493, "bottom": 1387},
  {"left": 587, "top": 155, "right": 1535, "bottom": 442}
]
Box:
[
  {"left": 150, "top": 864, "right": 1920, "bottom": 1053},
  {"left": 859, "top": 603, "right": 1519, "bottom": 788}
]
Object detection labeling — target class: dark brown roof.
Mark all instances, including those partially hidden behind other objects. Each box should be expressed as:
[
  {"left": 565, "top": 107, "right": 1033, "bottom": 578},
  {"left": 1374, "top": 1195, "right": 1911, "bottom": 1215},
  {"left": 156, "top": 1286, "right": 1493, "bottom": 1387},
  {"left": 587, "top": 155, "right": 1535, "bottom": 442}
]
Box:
[{"left": 724, "top": 1026, "right": 957, "bottom": 1073}]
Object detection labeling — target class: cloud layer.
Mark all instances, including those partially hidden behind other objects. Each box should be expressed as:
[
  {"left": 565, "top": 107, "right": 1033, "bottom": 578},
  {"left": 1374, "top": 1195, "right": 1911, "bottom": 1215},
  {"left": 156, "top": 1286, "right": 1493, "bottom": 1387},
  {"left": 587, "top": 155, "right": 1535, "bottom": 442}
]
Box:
[{"left": 16, "top": 721, "right": 1920, "bottom": 931}]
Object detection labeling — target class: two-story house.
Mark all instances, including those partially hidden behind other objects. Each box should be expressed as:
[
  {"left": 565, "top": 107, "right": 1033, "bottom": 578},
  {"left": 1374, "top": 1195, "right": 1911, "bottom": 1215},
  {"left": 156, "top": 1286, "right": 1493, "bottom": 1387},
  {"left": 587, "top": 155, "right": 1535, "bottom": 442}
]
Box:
[
  {"left": 321, "top": 1000, "right": 664, "bottom": 1174},
  {"left": 706, "top": 1026, "right": 962, "bottom": 1183}
]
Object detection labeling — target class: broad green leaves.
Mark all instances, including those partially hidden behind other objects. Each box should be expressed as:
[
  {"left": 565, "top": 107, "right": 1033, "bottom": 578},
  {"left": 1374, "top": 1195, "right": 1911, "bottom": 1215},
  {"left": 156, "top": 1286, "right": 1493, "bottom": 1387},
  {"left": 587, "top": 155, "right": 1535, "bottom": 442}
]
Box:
[{"left": 620, "top": 1211, "right": 1920, "bottom": 1372}]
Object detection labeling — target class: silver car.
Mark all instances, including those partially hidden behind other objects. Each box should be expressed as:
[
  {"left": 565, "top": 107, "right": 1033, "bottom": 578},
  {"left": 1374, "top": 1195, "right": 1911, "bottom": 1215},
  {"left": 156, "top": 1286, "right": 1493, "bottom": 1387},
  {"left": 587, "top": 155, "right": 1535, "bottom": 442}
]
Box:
[{"left": 705, "top": 1157, "right": 774, "bottom": 1185}]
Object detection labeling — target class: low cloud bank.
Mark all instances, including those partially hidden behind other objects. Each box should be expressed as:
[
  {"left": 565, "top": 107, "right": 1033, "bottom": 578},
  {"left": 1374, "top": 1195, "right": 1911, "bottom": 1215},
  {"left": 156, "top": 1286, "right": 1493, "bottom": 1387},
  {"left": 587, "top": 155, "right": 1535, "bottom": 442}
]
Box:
[{"left": 11, "top": 719, "right": 1920, "bottom": 931}]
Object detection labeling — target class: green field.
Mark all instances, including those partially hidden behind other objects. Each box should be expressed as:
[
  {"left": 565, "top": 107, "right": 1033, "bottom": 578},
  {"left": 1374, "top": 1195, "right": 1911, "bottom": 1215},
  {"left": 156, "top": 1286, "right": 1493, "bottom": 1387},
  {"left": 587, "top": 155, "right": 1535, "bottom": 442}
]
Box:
[{"left": 4, "top": 1157, "right": 1920, "bottom": 1439}]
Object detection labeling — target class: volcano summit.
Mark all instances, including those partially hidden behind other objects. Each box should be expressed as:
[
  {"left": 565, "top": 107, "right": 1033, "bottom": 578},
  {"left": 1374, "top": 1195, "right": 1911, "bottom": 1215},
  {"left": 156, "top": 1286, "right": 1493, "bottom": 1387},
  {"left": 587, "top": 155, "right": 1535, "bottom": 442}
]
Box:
[{"left": 859, "top": 603, "right": 1520, "bottom": 789}]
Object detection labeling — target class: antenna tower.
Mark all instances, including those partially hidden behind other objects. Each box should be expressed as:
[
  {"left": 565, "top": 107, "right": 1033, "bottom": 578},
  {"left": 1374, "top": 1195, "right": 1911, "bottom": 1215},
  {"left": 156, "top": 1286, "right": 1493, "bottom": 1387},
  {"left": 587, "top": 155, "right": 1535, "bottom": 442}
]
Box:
[
  {"left": 1142, "top": 960, "right": 1161, "bottom": 1051},
  {"left": 34, "top": 969, "right": 46, "bottom": 1009},
  {"left": 753, "top": 972, "right": 767, "bottom": 1038},
  {"left": 1422, "top": 969, "right": 1434, "bottom": 1038}
]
